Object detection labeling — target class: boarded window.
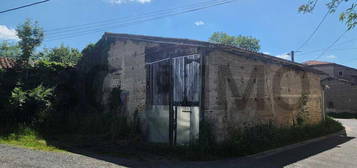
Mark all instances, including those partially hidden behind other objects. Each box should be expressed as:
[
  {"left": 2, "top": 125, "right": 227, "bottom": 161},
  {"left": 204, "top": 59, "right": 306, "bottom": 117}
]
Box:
[
  {"left": 148, "top": 59, "right": 171, "bottom": 105},
  {"left": 172, "top": 54, "right": 201, "bottom": 106}
]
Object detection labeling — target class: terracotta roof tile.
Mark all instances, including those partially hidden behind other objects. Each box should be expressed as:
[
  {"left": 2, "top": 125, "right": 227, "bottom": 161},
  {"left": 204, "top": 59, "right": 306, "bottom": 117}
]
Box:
[
  {"left": 303, "top": 60, "right": 333, "bottom": 66},
  {"left": 0, "top": 57, "right": 16, "bottom": 69}
]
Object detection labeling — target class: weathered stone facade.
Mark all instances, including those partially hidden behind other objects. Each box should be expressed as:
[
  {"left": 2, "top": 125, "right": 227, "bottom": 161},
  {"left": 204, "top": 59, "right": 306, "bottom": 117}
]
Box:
[
  {"left": 322, "top": 78, "right": 357, "bottom": 114},
  {"left": 204, "top": 50, "right": 323, "bottom": 141},
  {"left": 304, "top": 61, "right": 357, "bottom": 114},
  {"left": 304, "top": 61, "right": 357, "bottom": 83},
  {"left": 79, "top": 33, "right": 324, "bottom": 143}
]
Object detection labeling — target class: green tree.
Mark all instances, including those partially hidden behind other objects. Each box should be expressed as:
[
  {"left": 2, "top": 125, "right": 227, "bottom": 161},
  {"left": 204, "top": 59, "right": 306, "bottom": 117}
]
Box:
[
  {"left": 16, "top": 19, "right": 44, "bottom": 63},
  {"left": 0, "top": 41, "right": 21, "bottom": 59},
  {"left": 299, "top": 0, "right": 356, "bottom": 30},
  {"left": 39, "top": 45, "right": 82, "bottom": 65},
  {"left": 209, "top": 32, "right": 261, "bottom": 52},
  {"left": 82, "top": 43, "right": 96, "bottom": 56}
]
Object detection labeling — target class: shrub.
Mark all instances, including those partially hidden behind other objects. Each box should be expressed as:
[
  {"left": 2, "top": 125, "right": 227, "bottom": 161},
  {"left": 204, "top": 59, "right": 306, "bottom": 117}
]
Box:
[
  {"left": 0, "top": 61, "right": 69, "bottom": 133},
  {"left": 9, "top": 85, "right": 53, "bottom": 126}
]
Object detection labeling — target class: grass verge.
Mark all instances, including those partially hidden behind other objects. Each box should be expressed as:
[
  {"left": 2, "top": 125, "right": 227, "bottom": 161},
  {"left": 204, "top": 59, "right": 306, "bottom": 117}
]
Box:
[
  {"left": 328, "top": 112, "right": 357, "bottom": 119},
  {"left": 0, "top": 127, "right": 64, "bottom": 152},
  {"left": 143, "top": 117, "right": 345, "bottom": 160},
  {"left": 0, "top": 117, "right": 344, "bottom": 161}
]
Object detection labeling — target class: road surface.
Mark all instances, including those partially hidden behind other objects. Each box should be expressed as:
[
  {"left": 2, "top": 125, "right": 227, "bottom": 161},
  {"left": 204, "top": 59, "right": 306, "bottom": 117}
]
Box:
[{"left": 0, "top": 119, "right": 356, "bottom": 168}]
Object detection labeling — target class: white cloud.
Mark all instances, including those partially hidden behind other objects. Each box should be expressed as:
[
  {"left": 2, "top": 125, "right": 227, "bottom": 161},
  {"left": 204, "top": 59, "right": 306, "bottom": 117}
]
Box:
[
  {"left": 0, "top": 25, "right": 18, "bottom": 40},
  {"left": 109, "top": 0, "right": 151, "bottom": 4},
  {"left": 263, "top": 52, "right": 270, "bottom": 55},
  {"left": 276, "top": 53, "right": 291, "bottom": 60},
  {"left": 326, "top": 55, "right": 337, "bottom": 59},
  {"left": 194, "top": 21, "right": 205, "bottom": 26}
]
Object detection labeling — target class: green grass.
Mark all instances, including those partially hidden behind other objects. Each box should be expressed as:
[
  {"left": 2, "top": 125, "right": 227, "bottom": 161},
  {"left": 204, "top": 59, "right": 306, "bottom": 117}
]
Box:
[
  {"left": 142, "top": 117, "right": 345, "bottom": 160},
  {"left": 0, "top": 117, "right": 344, "bottom": 161},
  {"left": 0, "top": 127, "right": 64, "bottom": 152},
  {"left": 328, "top": 112, "right": 357, "bottom": 119}
]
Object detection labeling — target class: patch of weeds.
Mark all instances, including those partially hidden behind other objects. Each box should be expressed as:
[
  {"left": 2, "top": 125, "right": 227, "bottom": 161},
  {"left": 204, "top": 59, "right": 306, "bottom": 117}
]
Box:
[
  {"left": 0, "top": 126, "right": 64, "bottom": 152},
  {"left": 328, "top": 112, "right": 357, "bottom": 119},
  {"left": 220, "top": 117, "right": 343, "bottom": 157},
  {"left": 141, "top": 117, "right": 344, "bottom": 161}
]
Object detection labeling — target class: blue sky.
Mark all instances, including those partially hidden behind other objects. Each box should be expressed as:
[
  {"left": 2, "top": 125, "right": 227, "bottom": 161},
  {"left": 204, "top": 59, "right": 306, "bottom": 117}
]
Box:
[{"left": 1, "top": 0, "right": 357, "bottom": 67}]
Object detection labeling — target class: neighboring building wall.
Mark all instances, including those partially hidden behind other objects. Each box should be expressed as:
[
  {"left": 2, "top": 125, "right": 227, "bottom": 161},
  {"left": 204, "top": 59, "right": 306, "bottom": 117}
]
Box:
[
  {"left": 310, "top": 64, "right": 357, "bottom": 83},
  {"left": 323, "top": 79, "right": 357, "bottom": 114},
  {"left": 203, "top": 49, "right": 323, "bottom": 141},
  {"left": 309, "top": 65, "right": 334, "bottom": 80},
  {"left": 333, "top": 65, "right": 357, "bottom": 84}
]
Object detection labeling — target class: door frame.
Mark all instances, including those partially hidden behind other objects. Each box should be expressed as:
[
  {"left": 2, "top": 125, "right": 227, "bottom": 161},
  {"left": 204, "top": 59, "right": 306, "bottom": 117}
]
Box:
[{"left": 169, "top": 54, "right": 202, "bottom": 145}]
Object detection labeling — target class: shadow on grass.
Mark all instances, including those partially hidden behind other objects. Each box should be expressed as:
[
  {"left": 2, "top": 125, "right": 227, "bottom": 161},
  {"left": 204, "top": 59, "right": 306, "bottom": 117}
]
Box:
[
  {"left": 0, "top": 117, "right": 351, "bottom": 168},
  {"left": 37, "top": 130, "right": 355, "bottom": 168},
  {"left": 328, "top": 112, "right": 357, "bottom": 119}
]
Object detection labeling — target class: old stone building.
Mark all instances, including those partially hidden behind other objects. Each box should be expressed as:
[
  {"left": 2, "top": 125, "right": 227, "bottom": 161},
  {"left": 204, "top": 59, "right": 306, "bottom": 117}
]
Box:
[
  {"left": 304, "top": 61, "right": 357, "bottom": 114},
  {"left": 304, "top": 61, "right": 357, "bottom": 83},
  {"left": 79, "top": 33, "right": 324, "bottom": 144}
]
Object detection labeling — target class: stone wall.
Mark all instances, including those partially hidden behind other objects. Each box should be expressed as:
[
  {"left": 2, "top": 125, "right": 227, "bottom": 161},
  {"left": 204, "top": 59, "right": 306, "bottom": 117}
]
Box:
[
  {"left": 310, "top": 65, "right": 334, "bottom": 77},
  {"left": 77, "top": 37, "right": 154, "bottom": 125},
  {"left": 79, "top": 34, "right": 324, "bottom": 143},
  {"left": 104, "top": 39, "right": 155, "bottom": 120},
  {"left": 203, "top": 49, "right": 323, "bottom": 141},
  {"left": 333, "top": 65, "right": 357, "bottom": 83},
  {"left": 311, "top": 64, "right": 357, "bottom": 83},
  {"left": 323, "top": 79, "right": 357, "bottom": 114}
]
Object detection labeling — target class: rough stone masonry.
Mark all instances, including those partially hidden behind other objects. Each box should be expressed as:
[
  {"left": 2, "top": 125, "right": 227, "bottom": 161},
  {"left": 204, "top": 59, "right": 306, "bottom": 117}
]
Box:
[{"left": 78, "top": 33, "right": 324, "bottom": 143}]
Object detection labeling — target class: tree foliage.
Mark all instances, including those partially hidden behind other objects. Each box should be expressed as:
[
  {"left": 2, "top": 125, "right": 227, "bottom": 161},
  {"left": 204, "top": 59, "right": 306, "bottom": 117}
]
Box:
[
  {"left": 0, "top": 60, "right": 75, "bottom": 132},
  {"left": 0, "top": 41, "right": 21, "bottom": 59},
  {"left": 16, "top": 19, "right": 44, "bottom": 63},
  {"left": 209, "top": 32, "right": 261, "bottom": 52},
  {"left": 36, "top": 45, "right": 82, "bottom": 65},
  {"left": 82, "top": 43, "right": 96, "bottom": 56},
  {"left": 299, "top": 0, "right": 357, "bottom": 30}
]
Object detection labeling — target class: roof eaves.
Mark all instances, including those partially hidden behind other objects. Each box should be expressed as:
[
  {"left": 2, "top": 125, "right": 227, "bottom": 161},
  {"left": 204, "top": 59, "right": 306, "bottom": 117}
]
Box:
[{"left": 102, "top": 32, "right": 325, "bottom": 75}]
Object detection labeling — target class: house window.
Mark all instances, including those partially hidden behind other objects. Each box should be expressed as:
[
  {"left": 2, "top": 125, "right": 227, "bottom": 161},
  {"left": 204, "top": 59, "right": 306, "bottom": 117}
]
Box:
[{"left": 338, "top": 71, "right": 343, "bottom": 76}]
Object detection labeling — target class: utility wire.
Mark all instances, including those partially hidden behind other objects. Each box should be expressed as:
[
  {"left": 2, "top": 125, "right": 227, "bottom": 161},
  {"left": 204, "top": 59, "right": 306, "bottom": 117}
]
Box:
[
  {"left": 46, "top": 0, "right": 227, "bottom": 37},
  {"left": 45, "top": 0, "right": 233, "bottom": 38},
  {"left": 0, "top": 0, "right": 50, "bottom": 14},
  {"left": 46, "top": 0, "right": 225, "bottom": 34},
  {"left": 313, "top": 30, "right": 348, "bottom": 60},
  {"left": 298, "top": 47, "right": 357, "bottom": 56},
  {"left": 45, "top": 0, "right": 236, "bottom": 41},
  {"left": 297, "top": 35, "right": 357, "bottom": 56},
  {"left": 332, "top": 37, "right": 357, "bottom": 47},
  {"left": 296, "top": 10, "right": 330, "bottom": 50}
]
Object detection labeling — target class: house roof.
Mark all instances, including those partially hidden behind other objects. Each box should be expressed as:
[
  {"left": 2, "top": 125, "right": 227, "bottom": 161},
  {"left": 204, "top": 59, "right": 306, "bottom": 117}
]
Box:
[
  {"left": 0, "top": 57, "right": 16, "bottom": 69},
  {"left": 304, "top": 60, "right": 357, "bottom": 72},
  {"left": 303, "top": 60, "right": 333, "bottom": 66},
  {"left": 102, "top": 33, "right": 325, "bottom": 75}
]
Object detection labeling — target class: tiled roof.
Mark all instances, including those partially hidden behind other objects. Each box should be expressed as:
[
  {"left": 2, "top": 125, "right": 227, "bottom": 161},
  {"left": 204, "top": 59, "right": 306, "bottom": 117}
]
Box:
[
  {"left": 0, "top": 57, "right": 16, "bottom": 69},
  {"left": 303, "top": 60, "right": 333, "bottom": 66}
]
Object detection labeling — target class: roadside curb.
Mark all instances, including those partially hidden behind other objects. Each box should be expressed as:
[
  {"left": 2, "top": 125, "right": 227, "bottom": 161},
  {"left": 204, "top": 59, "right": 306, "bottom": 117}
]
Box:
[{"left": 246, "top": 129, "right": 347, "bottom": 159}]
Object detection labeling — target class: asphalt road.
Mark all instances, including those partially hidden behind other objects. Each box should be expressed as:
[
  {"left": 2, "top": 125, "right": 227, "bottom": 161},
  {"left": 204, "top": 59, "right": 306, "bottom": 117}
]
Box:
[{"left": 0, "top": 119, "right": 356, "bottom": 168}]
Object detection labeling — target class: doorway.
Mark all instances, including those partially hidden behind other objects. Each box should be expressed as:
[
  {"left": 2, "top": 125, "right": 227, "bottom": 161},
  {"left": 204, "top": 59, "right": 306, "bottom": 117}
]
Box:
[{"left": 146, "top": 54, "right": 201, "bottom": 145}]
